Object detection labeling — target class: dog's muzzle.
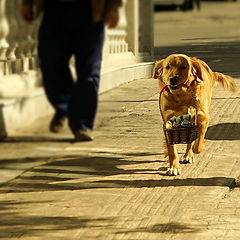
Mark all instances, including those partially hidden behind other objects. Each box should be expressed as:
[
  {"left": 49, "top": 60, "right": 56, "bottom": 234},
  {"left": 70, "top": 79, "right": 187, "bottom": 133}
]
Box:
[{"left": 169, "top": 76, "right": 180, "bottom": 90}]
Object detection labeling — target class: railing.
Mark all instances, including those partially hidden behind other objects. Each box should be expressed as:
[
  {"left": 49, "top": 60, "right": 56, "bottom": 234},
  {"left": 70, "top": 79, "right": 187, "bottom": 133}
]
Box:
[{"left": 0, "top": 0, "right": 39, "bottom": 77}]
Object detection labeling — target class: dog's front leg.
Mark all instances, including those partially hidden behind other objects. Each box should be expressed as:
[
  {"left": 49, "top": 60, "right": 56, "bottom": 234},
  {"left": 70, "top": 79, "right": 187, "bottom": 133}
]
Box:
[
  {"left": 166, "top": 142, "right": 181, "bottom": 176},
  {"left": 181, "top": 142, "right": 195, "bottom": 164},
  {"left": 162, "top": 109, "right": 181, "bottom": 175},
  {"left": 193, "top": 112, "right": 209, "bottom": 154}
]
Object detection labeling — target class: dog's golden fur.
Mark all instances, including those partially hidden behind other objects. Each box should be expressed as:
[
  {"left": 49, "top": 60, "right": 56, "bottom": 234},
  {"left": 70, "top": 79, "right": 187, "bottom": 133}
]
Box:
[{"left": 153, "top": 54, "right": 236, "bottom": 176}]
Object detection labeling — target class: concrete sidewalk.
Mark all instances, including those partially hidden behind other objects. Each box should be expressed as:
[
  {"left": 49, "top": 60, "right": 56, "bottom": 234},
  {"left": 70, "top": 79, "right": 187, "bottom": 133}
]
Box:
[{"left": 0, "top": 78, "right": 239, "bottom": 240}]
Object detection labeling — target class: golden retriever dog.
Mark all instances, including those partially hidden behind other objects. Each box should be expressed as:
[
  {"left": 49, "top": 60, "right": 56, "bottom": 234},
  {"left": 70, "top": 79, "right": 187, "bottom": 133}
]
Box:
[{"left": 153, "top": 54, "right": 236, "bottom": 176}]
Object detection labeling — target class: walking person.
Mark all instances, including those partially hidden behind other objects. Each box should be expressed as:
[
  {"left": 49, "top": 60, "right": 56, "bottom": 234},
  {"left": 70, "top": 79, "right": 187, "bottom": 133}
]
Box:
[{"left": 21, "top": 0, "right": 122, "bottom": 141}]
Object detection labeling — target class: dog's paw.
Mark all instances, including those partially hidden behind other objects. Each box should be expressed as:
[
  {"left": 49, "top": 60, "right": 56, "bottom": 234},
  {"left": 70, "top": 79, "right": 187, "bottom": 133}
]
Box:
[
  {"left": 180, "top": 156, "right": 195, "bottom": 164},
  {"left": 166, "top": 167, "right": 181, "bottom": 176}
]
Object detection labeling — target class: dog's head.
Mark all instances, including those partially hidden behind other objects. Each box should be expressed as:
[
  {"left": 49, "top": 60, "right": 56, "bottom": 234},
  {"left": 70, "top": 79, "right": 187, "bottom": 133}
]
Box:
[{"left": 153, "top": 54, "right": 205, "bottom": 90}]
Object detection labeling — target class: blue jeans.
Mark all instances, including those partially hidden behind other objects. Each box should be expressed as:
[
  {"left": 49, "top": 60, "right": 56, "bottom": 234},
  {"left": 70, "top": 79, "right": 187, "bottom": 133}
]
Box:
[{"left": 38, "top": 1, "right": 104, "bottom": 132}]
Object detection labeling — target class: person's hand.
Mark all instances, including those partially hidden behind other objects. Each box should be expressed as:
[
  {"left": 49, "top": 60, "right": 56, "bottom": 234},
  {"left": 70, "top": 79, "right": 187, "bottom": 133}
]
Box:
[
  {"left": 104, "top": 10, "right": 120, "bottom": 29},
  {"left": 21, "top": 5, "right": 34, "bottom": 23}
]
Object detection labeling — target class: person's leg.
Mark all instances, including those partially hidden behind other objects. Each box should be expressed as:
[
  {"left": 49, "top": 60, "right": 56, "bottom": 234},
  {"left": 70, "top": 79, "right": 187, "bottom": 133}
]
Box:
[
  {"left": 38, "top": 12, "right": 73, "bottom": 119},
  {"left": 67, "top": 7, "right": 105, "bottom": 136}
]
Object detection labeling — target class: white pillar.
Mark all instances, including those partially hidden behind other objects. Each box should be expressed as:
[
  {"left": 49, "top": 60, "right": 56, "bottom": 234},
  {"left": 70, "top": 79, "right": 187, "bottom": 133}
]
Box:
[
  {"left": 138, "top": 0, "right": 154, "bottom": 60},
  {"left": 126, "top": 0, "right": 139, "bottom": 57}
]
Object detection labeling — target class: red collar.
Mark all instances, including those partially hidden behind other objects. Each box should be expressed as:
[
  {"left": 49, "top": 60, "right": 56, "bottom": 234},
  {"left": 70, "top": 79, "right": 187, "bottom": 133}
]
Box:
[
  {"left": 159, "top": 85, "right": 169, "bottom": 95},
  {"left": 160, "top": 83, "right": 189, "bottom": 95}
]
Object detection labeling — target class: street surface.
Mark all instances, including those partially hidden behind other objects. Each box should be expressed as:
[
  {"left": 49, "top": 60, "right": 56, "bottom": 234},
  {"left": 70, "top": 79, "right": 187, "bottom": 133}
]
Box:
[
  {"left": 154, "top": 0, "right": 240, "bottom": 77},
  {"left": 0, "top": 1, "right": 240, "bottom": 239}
]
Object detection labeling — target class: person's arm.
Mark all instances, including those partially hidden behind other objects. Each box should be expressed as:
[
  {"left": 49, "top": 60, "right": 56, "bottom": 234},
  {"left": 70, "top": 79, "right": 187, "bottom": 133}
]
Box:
[
  {"left": 104, "top": 0, "right": 123, "bottom": 29},
  {"left": 21, "top": 0, "right": 34, "bottom": 23}
]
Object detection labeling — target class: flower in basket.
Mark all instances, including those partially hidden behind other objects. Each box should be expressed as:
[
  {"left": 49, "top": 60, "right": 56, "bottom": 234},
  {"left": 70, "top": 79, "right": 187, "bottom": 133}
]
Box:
[{"left": 166, "top": 114, "right": 193, "bottom": 129}]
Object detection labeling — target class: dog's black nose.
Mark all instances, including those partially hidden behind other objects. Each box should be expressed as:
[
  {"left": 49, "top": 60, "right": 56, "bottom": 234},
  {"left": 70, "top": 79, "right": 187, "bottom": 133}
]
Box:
[{"left": 169, "top": 76, "right": 178, "bottom": 85}]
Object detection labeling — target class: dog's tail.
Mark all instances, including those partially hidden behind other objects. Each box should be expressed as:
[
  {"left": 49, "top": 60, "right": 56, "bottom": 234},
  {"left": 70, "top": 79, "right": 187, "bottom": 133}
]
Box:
[{"left": 213, "top": 72, "right": 236, "bottom": 92}]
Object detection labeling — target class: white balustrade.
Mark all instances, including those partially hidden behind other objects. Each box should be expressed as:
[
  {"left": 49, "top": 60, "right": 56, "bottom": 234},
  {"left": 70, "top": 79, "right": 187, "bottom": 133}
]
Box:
[
  {"left": 103, "top": 0, "right": 154, "bottom": 69},
  {"left": 0, "top": 0, "right": 154, "bottom": 86}
]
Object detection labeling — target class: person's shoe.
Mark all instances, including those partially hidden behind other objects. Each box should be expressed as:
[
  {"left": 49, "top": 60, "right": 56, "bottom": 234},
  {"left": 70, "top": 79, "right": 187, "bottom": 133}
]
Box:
[
  {"left": 74, "top": 130, "right": 94, "bottom": 141},
  {"left": 49, "top": 113, "right": 67, "bottom": 133}
]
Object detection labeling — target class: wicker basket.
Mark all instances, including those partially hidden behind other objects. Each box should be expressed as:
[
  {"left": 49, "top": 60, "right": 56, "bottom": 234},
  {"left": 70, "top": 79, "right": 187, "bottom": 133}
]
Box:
[
  {"left": 163, "top": 124, "right": 198, "bottom": 145},
  {"left": 159, "top": 87, "right": 199, "bottom": 145}
]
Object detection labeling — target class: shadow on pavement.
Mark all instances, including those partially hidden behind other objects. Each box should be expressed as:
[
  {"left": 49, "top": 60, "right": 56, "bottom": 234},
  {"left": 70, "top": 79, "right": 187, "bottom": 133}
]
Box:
[
  {"left": 206, "top": 123, "right": 240, "bottom": 140},
  {"left": 0, "top": 154, "right": 162, "bottom": 192},
  {"left": 0, "top": 156, "right": 50, "bottom": 168},
  {"left": 0, "top": 206, "right": 200, "bottom": 238},
  {"left": 1, "top": 136, "right": 73, "bottom": 143},
  {"left": 0, "top": 206, "right": 113, "bottom": 238},
  {"left": 0, "top": 153, "right": 235, "bottom": 193},
  {"left": 117, "top": 222, "right": 201, "bottom": 234},
  {"left": 88, "top": 177, "right": 235, "bottom": 189}
]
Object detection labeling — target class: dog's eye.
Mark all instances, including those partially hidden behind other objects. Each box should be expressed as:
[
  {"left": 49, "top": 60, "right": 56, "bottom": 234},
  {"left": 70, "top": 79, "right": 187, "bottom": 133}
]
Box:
[
  {"left": 180, "top": 66, "right": 186, "bottom": 70},
  {"left": 166, "top": 65, "right": 170, "bottom": 70}
]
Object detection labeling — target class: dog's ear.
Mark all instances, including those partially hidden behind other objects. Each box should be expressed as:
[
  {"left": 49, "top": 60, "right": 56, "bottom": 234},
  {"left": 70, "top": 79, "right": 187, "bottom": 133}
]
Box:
[
  {"left": 191, "top": 57, "right": 204, "bottom": 80},
  {"left": 152, "top": 59, "right": 164, "bottom": 79}
]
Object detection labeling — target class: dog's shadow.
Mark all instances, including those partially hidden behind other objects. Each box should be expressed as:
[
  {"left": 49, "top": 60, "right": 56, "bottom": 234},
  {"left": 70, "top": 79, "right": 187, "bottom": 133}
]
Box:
[{"left": 206, "top": 123, "right": 240, "bottom": 140}]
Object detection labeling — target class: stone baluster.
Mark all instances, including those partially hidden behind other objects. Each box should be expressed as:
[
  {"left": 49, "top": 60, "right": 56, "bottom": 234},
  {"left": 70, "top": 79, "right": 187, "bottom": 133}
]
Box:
[
  {"left": 6, "top": 0, "right": 19, "bottom": 74},
  {"left": 15, "top": 0, "right": 31, "bottom": 72},
  {"left": 117, "top": 0, "right": 128, "bottom": 53},
  {"left": 28, "top": 15, "right": 41, "bottom": 70},
  {"left": 107, "top": 0, "right": 128, "bottom": 54},
  {"left": 27, "top": 23, "right": 36, "bottom": 70},
  {"left": 0, "top": 0, "right": 9, "bottom": 76}
]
